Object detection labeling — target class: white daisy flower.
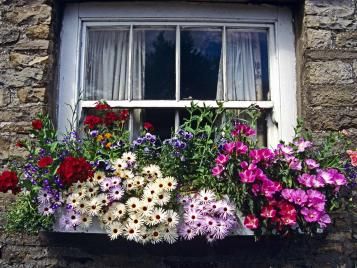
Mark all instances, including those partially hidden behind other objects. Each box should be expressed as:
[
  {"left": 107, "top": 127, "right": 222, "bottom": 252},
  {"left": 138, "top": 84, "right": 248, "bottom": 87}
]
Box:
[
  {"left": 198, "top": 189, "right": 216, "bottom": 203},
  {"left": 142, "top": 165, "right": 162, "bottom": 180},
  {"left": 153, "top": 178, "right": 166, "bottom": 191},
  {"left": 141, "top": 195, "right": 157, "bottom": 207},
  {"left": 74, "top": 198, "right": 89, "bottom": 214},
  {"left": 102, "top": 211, "right": 116, "bottom": 226},
  {"left": 149, "top": 208, "right": 167, "bottom": 225},
  {"left": 79, "top": 215, "right": 93, "bottom": 229},
  {"left": 38, "top": 203, "right": 54, "bottom": 216},
  {"left": 162, "top": 226, "right": 178, "bottom": 244},
  {"left": 126, "top": 197, "right": 140, "bottom": 212},
  {"left": 143, "top": 183, "right": 161, "bottom": 199},
  {"left": 215, "top": 200, "right": 236, "bottom": 219},
  {"left": 97, "top": 193, "right": 110, "bottom": 207},
  {"left": 107, "top": 222, "right": 123, "bottom": 240},
  {"left": 157, "top": 192, "right": 171, "bottom": 206},
  {"left": 123, "top": 179, "right": 135, "bottom": 191},
  {"left": 179, "top": 224, "right": 197, "bottom": 240},
  {"left": 138, "top": 228, "right": 150, "bottom": 245},
  {"left": 165, "top": 210, "right": 179, "bottom": 228},
  {"left": 37, "top": 189, "right": 52, "bottom": 204},
  {"left": 99, "top": 178, "right": 112, "bottom": 192},
  {"left": 110, "top": 203, "right": 126, "bottom": 219},
  {"left": 68, "top": 211, "right": 81, "bottom": 226},
  {"left": 72, "top": 188, "right": 86, "bottom": 200},
  {"left": 184, "top": 209, "right": 202, "bottom": 224},
  {"left": 128, "top": 213, "right": 144, "bottom": 227},
  {"left": 122, "top": 222, "right": 141, "bottom": 242},
  {"left": 86, "top": 198, "right": 103, "bottom": 216},
  {"left": 86, "top": 175, "right": 97, "bottom": 186},
  {"left": 84, "top": 184, "right": 99, "bottom": 198},
  {"left": 149, "top": 228, "right": 163, "bottom": 244},
  {"left": 137, "top": 200, "right": 154, "bottom": 217},
  {"left": 66, "top": 193, "right": 82, "bottom": 208},
  {"left": 72, "top": 181, "right": 85, "bottom": 191},
  {"left": 164, "top": 176, "right": 177, "bottom": 191},
  {"left": 122, "top": 170, "right": 134, "bottom": 180},
  {"left": 121, "top": 152, "right": 136, "bottom": 163},
  {"left": 110, "top": 177, "right": 121, "bottom": 187},
  {"left": 93, "top": 171, "right": 106, "bottom": 184},
  {"left": 133, "top": 176, "right": 145, "bottom": 189},
  {"left": 111, "top": 158, "right": 127, "bottom": 172}
]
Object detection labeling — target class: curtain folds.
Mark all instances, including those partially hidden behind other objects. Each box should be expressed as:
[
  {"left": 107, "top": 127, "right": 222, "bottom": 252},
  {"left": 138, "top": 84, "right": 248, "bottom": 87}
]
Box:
[{"left": 217, "top": 32, "right": 263, "bottom": 101}]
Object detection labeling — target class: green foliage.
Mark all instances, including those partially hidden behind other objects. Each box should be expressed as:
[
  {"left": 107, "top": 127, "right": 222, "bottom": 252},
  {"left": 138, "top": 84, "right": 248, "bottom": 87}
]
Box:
[{"left": 6, "top": 194, "right": 54, "bottom": 234}]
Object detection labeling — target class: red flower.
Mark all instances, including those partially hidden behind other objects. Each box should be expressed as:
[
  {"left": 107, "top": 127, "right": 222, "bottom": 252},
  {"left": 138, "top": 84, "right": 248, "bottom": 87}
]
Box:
[
  {"left": 260, "top": 205, "right": 277, "bottom": 218},
  {"left": 16, "top": 140, "right": 24, "bottom": 148},
  {"left": 0, "top": 170, "right": 19, "bottom": 194},
  {"left": 347, "top": 150, "right": 357, "bottom": 167},
  {"left": 57, "top": 156, "right": 94, "bottom": 187},
  {"left": 38, "top": 156, "right": 53, "bottom": 168},
  {"left": 118, "top": 109, "right": 129, "bottom": 121},
  {"left": 244, "top": 214, "right": 259, "bottom": 229},
  {"left": 143, "top": 122, "right": 154, "bottom": 132},
  {"left": 104, "top": 112, "right": 118, "bottom": 126},
  {"left": 95, "top": 101, "right": 111, "bottom": 110},
  {"left": 84, "top": 115, "right": 102, "bottom": 129},
  {"left": 32, "top": 119, "right": 43, "bottom": 130},
  {"left": 277, "top": 201, "right": 297, "bottom": 226}
]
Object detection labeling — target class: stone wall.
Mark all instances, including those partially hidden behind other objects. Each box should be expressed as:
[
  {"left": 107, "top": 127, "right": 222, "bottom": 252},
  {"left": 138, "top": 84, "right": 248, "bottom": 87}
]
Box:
[{"left": 0, "top": 0, "right": 356, "bottom": 267}]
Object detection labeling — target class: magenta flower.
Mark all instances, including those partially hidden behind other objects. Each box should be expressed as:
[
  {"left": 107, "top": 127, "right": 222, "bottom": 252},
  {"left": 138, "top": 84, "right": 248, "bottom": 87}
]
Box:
[
  {"left": 291, "top": 189, "right": 308, "bottom": 206},
  {"left": 318, "top": 213, "right": 331, "bottom": 228},
  {"left": 297, "top": 173, "right": 324, "bottom": 188},
  {"left": 295, "top": 138, "right": 313, "bottom": 152},
  {"left": 281, "top": 189, "right": 294, "bottom": 202},
  {"left": 240, "top": 161, "right": 249, "bottom": 169},
  {"left": 239, "top": 169, "right": 256, "bottom": 183},
  {"left": 232, "top": 123, "right": 256, "bottom": 137},
  {"left": 278, "top": 202, "right": 297, "bottom": 226},
  {"left": 235, "top": 141, "right": 248, "bottom": 155},
  {"left": 249, "top": 149, "right": 274, "bottom": 164},
  {"left": 301, "top": 208, "right": 321, "bottom": 222},
  {"left": 277, "top": 144, "right": 294, "bottom": 156},
  {"left": 305, "top": 159, "right": 320, "bottom": 170},
  {"left": 307, "top": 189, "right": 326, "bottom": 211},
  {"left": 260, "top": 205, "right": 276, "bottom": 218},
  {"left": 261, "top": 180, "right": 282, "bottom": 198},
  {"left": 251, "top": 184, "right": 260, "bottom": 196},
  {"left": 244, "top": 214, "right": 259, "bottom": 229},
  {"left": 215, "top": 154, "right": 229, "bottom": 165},
  {"left": 212, "top": 165, "right": 224, "bottom": 177},
  {"left": 288, "top": 157, "right": 302, "bottom": 171},
  {"left": 223, "top": 142, "right": 236, "bottom": 154}
]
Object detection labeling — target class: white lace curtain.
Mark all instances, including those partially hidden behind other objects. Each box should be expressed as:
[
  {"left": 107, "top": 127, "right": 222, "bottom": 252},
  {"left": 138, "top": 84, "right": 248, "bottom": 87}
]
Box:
[{"left": 84, "top": 30, "right": 263, "bottom": 101}]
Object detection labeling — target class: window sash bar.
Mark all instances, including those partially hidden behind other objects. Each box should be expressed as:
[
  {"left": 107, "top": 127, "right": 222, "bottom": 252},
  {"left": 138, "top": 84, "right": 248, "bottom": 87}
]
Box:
[
  {"left": 80, "top": 100, "right": 274, "bottom": 109},
  {"left": 127, "top": 24, "right": 134, "bottom": 101},
  {"left": 222, "top": 26, "right": 227, "bottom": 101}
]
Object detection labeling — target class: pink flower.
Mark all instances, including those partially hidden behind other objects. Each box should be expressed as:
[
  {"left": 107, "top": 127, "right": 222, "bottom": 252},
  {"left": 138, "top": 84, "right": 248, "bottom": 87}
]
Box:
[
  {"left": 244, "top": 214, "right": 259, "bottom": 229},
  {"left": 288, "top": 157, "right": 302, "bottom": 171},
  {"left": 307, "top": 189, "right": 326, "bottom": 212},
  {"left": 251, "top": 184, "right": 260, "bottom": 196},
  {"left": 297, "top": 173, "right": 324, "bottom": 188},
  {"left": 347, "top": 150, "right": 357, "bottom": 167},
  {"left": 232, "top": 123, "right": 256, "bottom": 137},
  {"left": 318, "top": 213, "right": 331, "bottom": 228},
  {"left": 301, "top": 208, "right": 321, "bottom": 222},
  {"left": 318, "top": 169, "right": 347, "bottom": 186},
  {"left": 277, "top": 144, "right": 294, "bottom": 156},
  {"left": 240, "top": 161, "right": 249, "bottom": 169},
  {"left": 260, "top": 205, "right": 277, "bottom": 218},
  {"left": 278, "top": 202, "right": 297, "bottom": 226},
  {"left": 235, "top": 141, "right": 248, "bottom": 155},
  {"left": 305, "top": 159, "right": 320, "bottom": 170},
  {"left": 239, "top": 169, "right": 256, "bottom": 183},
  {"left": 294, "top": 138, "right": 313, "bottom": 152},
  {"left": 261, "top": 180, "right": 282, "bottom": 198},
  {"left": 212, "top": 165, "right": 224, "bottom": 177},
  {"left": 223, "top": 142, "right": 236, "bottom": 154},
  {"left": 291, "top": 189, "right": 308, "bottom": 206},
  {"left": 281, "top": 189, "right": 294, "bottom": 202},
  {"left": 249, "top": 149, "right": 274, "bottom": 164},
  {"left": 215, "top": 154, "right": 229, "bottom": 165}
]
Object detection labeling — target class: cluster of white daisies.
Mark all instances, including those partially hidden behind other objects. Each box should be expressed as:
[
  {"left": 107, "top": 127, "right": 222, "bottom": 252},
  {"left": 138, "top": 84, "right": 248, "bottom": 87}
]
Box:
[{"left": 58, "top": 152, "right": 180, "bottom": 244}]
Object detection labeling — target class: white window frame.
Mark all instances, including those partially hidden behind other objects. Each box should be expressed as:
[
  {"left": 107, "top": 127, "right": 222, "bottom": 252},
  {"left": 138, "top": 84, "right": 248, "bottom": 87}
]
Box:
[{"left": 58, "top": 1, "right": 297, "bottom": 147}]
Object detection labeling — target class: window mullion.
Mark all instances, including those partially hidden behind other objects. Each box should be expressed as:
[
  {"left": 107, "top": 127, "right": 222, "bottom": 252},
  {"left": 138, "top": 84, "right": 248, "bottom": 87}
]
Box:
[
  {"left": 175, "top": 25, "right": 181, "bottom": 130},
  {"left": 222, "top": 26, "right": 227, "bottom": 101},
  {"left": 128, "top": 25, "right": 134, "bottom": 139}
]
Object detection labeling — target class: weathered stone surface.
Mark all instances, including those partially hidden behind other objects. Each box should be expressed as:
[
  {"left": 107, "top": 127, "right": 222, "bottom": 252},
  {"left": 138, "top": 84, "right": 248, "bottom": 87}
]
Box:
[
  {"left": 305, "top": 15, "right": 355, "bottom": 30},
  {"left": 306, "top": 61, "right": 354, "bottom": 84},
  {"left": 307, "top": 85, "right": 357, "bottom": 106},
  {"left": 10, "top": 52, "right": 48, "bottom": 66},
  {"left": 305, "top": 28, "right": 332, "bottom": 49},
  {"left": 5, "top": 4, "right": 52, "bottom": 25},
  {"left": 305, "top": 0, "right": 355, "bottom": 17},
  {"left": 14, "top": 39, "right": 49, "bottom": 51},
  {"left": 353, "top": 60, "right": 357, "bottom": 77},
  {"left": 26, "top": 24, "right": 49, "bottom": 39},
  {"left": 2, "top": 67, "right": 44, "bottom": 87},
  {"left": 336, "top": 32, "right": 357, "bottom": 50},
  {"left": 0, "top": 25, "right": 19, "bottom": 45},
  {"left": 17, "top": 87, "right": 46, "bottom": 103}
]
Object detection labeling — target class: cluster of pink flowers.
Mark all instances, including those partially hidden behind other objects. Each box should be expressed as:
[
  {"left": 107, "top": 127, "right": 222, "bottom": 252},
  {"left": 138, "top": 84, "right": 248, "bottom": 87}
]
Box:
[
  {"left": 212, "top": 122, "right": 350, "bottom": 235},
  {"left": 178, "top": 189, "right": 237, "bottom": 242}
]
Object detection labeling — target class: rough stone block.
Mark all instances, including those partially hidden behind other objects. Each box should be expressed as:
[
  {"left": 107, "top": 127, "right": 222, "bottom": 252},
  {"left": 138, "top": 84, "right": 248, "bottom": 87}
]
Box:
[
  {"left": 3, "top": 67, "right": 44, "bottom": 88},
  {"left": 10, "top": 52, "right": 48, "bottom": 67},
  {"left": 0, "top": 25, "right": 19, "bottom": 45},
  {"left": 305, "top": 0, "right": 355, "bottom": 17},
  {"left": 305, "top": 28, "right": 332, "bottom": 49},
  {"left": 5, "top": 4, "right": 52, "bottom": 25},
  {"left": 336, "top": 32, "right": 357, "bottom": 50},
  {"left": 305, "top": 15, "right": 355, "bottom": 30},
  {"left": 307, "top": 85, "right": 357, "bottom": 107},
  {"left": 14, "top": 39, "right": 49, "bottom": 51},
  {"left": 17, "top": 87, "right": 46, "bottom": 103},
  {"left": 306, "top": 61, "right": 353, "bottom": 84},
  {"left": 26, "top": 24, "right": 49, "bottom": 40}
]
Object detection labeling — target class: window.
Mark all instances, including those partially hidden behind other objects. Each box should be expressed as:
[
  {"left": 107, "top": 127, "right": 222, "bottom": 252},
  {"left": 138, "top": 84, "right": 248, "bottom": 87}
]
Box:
[{"left": 58, "top": 2, "right": 297, "bottom": 146}]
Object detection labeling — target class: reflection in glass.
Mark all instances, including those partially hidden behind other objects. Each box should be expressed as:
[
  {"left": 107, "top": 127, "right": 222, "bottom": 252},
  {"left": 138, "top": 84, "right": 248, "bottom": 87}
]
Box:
[
  {"left": 181, "top": 29, "right": 222, "bottom": 100},
  {"left": 132, "top": 29, "right": 175, "bottom": 100}
]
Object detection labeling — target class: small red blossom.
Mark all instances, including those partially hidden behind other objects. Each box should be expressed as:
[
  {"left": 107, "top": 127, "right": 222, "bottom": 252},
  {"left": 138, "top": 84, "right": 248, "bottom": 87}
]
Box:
[
  {"left": 347, "top": 150, "right": 357, "bottom": 167},
  {"left": 32, "top": 119, "right": 43, "bottom": 130},
  {"left": 143, "top": 122, "right": 154, "bottom": 132},
  {"left": 16, "top": 140, "right": 24, "bottom": 148},
  {"left": 38, "top": 156, "right": 53, "bottom": 168},
  {"left": 84, "top": 115, "right": 102, "bottom": 129},
  {"left": 260, "top": 205, "right": 277, "bottom": 218},
  {"left": 118, "top": 109, "right": 129, "bottom": 121},
  {"left": 104, "top": 112, "right": 118, "bottom": 126},
  {"left": 244, "top": 214, "right": 259, "bottom": 229},
  {"left": 57, "top": 156, "right": 94, "bottom": 187},
  {"left": 95, "top": 101, "right": 111, "bottom": 110},
  {"left": 0, "top": 170, "right": 19, "bottom": 194}
]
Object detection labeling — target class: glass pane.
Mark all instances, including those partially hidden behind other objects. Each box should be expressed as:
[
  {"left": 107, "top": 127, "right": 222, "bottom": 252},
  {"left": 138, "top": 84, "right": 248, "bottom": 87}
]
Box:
[
  {"left": 181, "top": 28, "right": 222, "bottom": 100},
  {"left": 84, "top": 28, "right": 129, "bottom": 100},
  {"left": 132, "top": 28, "right": 176, "bottom": 100},
  {"left": 132, "top": 108, "right": 176, "bottom": 140},
  {"left": 226, "top": 30, "right": 269, "bottom": 101}
]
